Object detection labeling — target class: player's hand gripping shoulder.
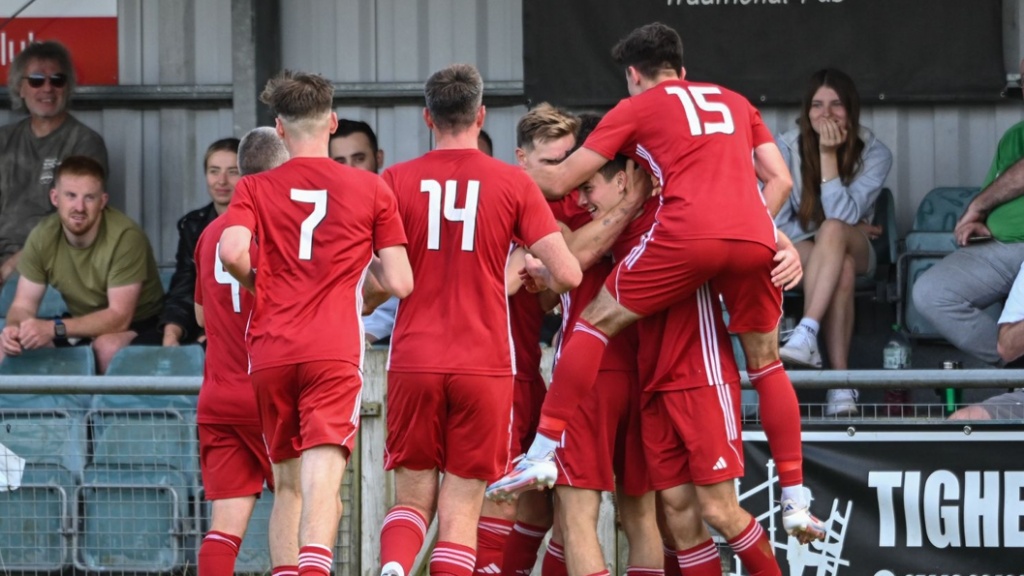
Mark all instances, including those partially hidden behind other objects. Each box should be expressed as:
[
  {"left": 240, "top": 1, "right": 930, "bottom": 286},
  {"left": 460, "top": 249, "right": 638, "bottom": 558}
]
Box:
[{"left": 772, "top": 231, "right": 802, "bottom": 290}]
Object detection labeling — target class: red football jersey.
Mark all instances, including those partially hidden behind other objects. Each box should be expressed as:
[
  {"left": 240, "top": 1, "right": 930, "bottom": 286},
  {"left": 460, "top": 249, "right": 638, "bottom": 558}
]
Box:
[
  {"left": 384, "top": 149, "right": 560, "bottom": 375},
  {"left": 223, "top": 157, "right": 407, "bottom": 371},
  {"left": 556, "top": 195, "right": 651, "bottom": 373},
  {"left": 584, "top": 79, "right": 776, "bottom": 251},
  {"left": 509, "top": 192, "right": 591, "bottom": 382},
  {"left": 194, "top": 214, "right": 258, "bottom": 425}
]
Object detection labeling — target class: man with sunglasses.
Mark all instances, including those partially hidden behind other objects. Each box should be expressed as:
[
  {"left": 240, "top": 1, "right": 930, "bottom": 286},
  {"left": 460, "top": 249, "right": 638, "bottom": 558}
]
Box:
[{"left": 0, "top": 40, "right": 108, "bottom": 287}]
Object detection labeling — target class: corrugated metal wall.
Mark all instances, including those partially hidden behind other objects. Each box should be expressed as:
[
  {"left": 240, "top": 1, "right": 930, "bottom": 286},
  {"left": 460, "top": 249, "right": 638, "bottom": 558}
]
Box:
[
  {"left": 36, "top": 0, "right": 1021, "bottom": 264},
  {"left": 281, "top": 0, "right": 527, "bottom": 183}
]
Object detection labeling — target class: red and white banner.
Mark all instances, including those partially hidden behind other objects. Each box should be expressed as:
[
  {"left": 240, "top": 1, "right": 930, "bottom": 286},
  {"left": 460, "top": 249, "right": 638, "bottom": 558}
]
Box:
[{"left": 0, "top": 0, "right": 117, "bottom": 85}]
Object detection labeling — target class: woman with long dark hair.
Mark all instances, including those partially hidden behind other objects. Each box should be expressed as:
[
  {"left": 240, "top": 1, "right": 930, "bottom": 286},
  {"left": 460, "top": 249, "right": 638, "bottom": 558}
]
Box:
[{"left": 774, "top": 68, "right": 892, "bottom": 416}]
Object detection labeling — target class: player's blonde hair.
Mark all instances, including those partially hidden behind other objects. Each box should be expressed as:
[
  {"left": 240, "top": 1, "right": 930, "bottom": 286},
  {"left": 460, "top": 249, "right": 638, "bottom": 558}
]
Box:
[{"left": 516, "top": 103, "right": 580, "bottom": 150}]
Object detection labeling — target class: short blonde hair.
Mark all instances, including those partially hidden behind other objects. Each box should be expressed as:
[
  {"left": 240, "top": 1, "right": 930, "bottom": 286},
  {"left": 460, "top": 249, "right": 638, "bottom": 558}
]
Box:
[{"left": 516, "top": 103, "right": 579, "bottom": 149}]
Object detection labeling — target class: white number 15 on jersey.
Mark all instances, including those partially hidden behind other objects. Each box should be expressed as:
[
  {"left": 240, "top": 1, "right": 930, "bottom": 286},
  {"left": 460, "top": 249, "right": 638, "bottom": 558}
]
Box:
[{"left": 665, "top": 86, "right": 735, "bottom": 136}]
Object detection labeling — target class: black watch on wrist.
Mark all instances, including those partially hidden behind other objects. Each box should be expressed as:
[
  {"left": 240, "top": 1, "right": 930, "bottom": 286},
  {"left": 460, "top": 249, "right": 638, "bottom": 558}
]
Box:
[{"left": 53, "top": 317, "right": 67, "bottom": 340}]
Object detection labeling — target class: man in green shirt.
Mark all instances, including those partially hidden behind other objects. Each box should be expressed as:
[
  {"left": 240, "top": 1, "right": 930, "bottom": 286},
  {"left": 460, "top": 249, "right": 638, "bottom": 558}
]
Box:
[
  {"left": 0, "top": 156, "right": 164, "bottom": 373},
  {"left": 914, "top": 59, "right": 1024, "bottom": 365}
]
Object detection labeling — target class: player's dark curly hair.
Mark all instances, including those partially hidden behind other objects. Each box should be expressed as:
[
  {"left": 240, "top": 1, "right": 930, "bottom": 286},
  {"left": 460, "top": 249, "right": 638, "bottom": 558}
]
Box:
[{"left": 611, "top": 22, "right": 684, "bottom": 79}]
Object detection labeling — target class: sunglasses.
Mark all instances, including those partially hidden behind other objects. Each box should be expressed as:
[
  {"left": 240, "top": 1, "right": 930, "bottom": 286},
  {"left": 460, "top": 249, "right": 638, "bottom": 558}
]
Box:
[{"left": 25, "top": 73, "right": 68, "bottom": 89}]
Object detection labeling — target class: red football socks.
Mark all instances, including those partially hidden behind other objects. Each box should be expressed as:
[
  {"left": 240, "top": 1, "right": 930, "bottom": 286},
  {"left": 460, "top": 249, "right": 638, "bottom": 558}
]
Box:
[
  {"left": 501, "top": 521, "right": 548, "bottom": 576},
  {"left": 540, "top": 540, "right": 567, "bottom": 576},
  {"left": 663, "top": 544, "right": 682, "bottom": 576},
  {"left": 538, "top": 320, "right": 609, "bottom": 438},
  {"left": 431, "top": 541, "right": 476, "bottom": 576},
  {"left": 676, "top": 539, "right": 720, "bottom": 576},
  {"left": 380, "top": 506, "right": 429, "bottom": 576},
  {"left": 727, "top": 518, "right": 781, "bottom": 576},
  {"left": 298, "top": 544, "right": 332, "bottom": 576},
  {"left": 747, "top": 360, "right": 803, "bottom": 487},
  {"left": 272, "top": 565, "right": 299, "bottom": 576},
  {"left": 198, "top": 530, "right": 242, "bottom": 576},
  {"left": 474, "top": 517, "right": 514, "bottom": 575}
]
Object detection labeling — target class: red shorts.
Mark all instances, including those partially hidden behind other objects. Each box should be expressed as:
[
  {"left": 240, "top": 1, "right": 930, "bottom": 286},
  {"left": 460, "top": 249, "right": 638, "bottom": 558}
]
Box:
[
  {"left": 510, "top": 375, "right": 547, "bottom": 459},
  {"left": 250, "top": 360, "right": 362, "bottom": 463},
  {"left": 607, "top": 237, "right": 782, "bottom": 333},
  {"left": 555, "top": 370, "right": 649, "bottom": 496},
  {"left": 641, "top": 383, "right": 744, "bottom": 490},
  {"left": 199, "top": 423, "right": 274, "bottom": 499},
  {"left": 385, "top": 372, "right": 514, "bottom": 482}
]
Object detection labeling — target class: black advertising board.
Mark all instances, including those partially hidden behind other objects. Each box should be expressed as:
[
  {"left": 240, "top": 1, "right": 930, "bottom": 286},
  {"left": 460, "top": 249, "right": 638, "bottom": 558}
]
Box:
[
  {"left": 737, "top": 427, "right": 1024, "bottom": 575},
  {"left": 523, "top": 0, "right": 1004, "bottom": 108}
]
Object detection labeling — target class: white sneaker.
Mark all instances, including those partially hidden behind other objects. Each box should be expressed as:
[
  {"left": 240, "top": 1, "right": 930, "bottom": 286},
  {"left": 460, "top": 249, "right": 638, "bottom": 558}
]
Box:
[
  {"left": 826, "top": 388, "right": 859, "bottom": 416},
  {"left": 779, "top": 327, "right": 822, "bottom": 368},
  {"left": 485, "top": 454, "right": 557, "bottom": 501},
  {"left": 781, "top": 497, "right": 826, "bottom": 543}
]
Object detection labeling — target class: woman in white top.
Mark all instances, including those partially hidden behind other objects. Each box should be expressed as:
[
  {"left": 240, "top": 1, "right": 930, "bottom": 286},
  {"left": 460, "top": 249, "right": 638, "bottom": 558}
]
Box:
[{"left": 774, "top": 68, "right": 893, "bottom": 416}]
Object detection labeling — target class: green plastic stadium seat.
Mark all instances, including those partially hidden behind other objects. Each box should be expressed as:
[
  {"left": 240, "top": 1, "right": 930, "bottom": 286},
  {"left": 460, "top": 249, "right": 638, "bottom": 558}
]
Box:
[
  {"left": 87, "top": 409, "right": 197, "bottom": 475},
  {"left": 0, "top": 409, "right": 87, "bottom": 478},
  {"left": 105, "top": 344, "right": 205, "bottom": 377},
  {"left": 75, "top": 466, "right": 191, "bottom": 573},
  {"left": 0, "top": 346, "right": 96, "bottom": 411},
  {"left": 0, "top": 465, "right": 75, "bottom": 572},
  {"left": 98, "top": 345, "right": 205, "bottom": 412},
  {"left": 897, "top": 187, "right": 1001, "bottom": 339}
]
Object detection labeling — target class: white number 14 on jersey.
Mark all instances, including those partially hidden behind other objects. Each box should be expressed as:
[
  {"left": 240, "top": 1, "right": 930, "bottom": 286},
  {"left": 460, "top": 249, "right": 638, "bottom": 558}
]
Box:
[{"left": 421, "top": 179, "right": 480, "bottom": 252}]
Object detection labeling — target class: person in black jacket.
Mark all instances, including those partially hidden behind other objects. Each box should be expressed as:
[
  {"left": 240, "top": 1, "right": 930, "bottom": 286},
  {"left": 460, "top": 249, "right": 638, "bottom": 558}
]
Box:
[{"left": 160, "top": 137, "right": 240, "bottom": 346}]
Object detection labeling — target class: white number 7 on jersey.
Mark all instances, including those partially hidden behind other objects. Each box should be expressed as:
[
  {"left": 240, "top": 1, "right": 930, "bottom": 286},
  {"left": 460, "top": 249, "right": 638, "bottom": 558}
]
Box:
[
  {"left": 421, "top": 179, "right": 480, "bottom": 251},
  {"left": 291, "top": 189, "right": 327, "bottom": 260}
]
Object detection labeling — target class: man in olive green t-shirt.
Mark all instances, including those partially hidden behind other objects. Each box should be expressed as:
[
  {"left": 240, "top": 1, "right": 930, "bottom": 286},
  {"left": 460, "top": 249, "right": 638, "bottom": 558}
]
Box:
[{"left": 0, "top": 156, "right": 163, "bottom": 373}]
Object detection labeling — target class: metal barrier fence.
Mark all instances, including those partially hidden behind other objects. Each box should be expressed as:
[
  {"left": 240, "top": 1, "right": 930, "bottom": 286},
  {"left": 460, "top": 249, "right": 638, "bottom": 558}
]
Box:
[
  {"left": 0, "top": 400, "right": 358, "bottom": 576},
  {"left": 1, "top": 356, "right": 1022, "bottom": 576}
]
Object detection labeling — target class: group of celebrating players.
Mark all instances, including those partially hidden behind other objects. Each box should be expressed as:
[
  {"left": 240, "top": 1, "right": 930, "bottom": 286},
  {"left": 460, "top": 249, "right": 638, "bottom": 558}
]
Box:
[{"left": 193, "top": 21, "right": 828, "bottom": 576}]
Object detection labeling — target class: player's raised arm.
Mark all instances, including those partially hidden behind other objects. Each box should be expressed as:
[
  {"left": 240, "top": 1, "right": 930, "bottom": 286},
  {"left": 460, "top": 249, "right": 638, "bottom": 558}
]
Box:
[{"left": 529, "top": 147, "right": 608, "bottom": 201}]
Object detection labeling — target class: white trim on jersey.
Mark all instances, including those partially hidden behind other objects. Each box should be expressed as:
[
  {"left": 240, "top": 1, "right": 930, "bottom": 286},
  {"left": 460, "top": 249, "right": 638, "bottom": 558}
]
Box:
[
  {"left": 356, "top": 256, "right": 371, "bottom": 371},
  {"left": 554, "top": 291, "right": 573, "bottom": 368},
  {"left": 623, "top": 195, "right": 663, "bottom": 270},
  {"left": 636, "top": 144, "right": 664, "bottom": 187},
  {"left": 504, "top": 243, "right": 517, "bottom": 377}
]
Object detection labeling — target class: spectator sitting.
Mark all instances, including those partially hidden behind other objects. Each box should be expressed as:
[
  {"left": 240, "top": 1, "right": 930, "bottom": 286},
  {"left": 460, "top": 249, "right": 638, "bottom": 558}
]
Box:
[
  {"left": 329, "top": 119, "right": 397, "bottom": 345},
  {"left": 913, "top": 58, "right": 1024, "bottom": 367},
  {"left": 0, "top": 156, "right": 164, "bottom": 373},
  {"left": 0, "top": 40, "right": 108, "bottom": 286},
  {"left": 773, "top": 68, "right": 893, "bottom": 417},
  {"left": 948, "top": 261, "right": 1024, "bottom": 421},
  {"left": 161, "top": 138, "right": 240, "bottom": 346}
]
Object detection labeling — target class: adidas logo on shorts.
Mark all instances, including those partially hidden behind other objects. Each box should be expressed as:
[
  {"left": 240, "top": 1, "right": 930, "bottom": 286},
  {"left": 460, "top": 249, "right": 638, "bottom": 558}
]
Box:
[
  {"left": 476, "top": 563, "right": 502, "bottom": 575},
  {"left": 712, "top": 456, "right": 727, "bottom": 471}
]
